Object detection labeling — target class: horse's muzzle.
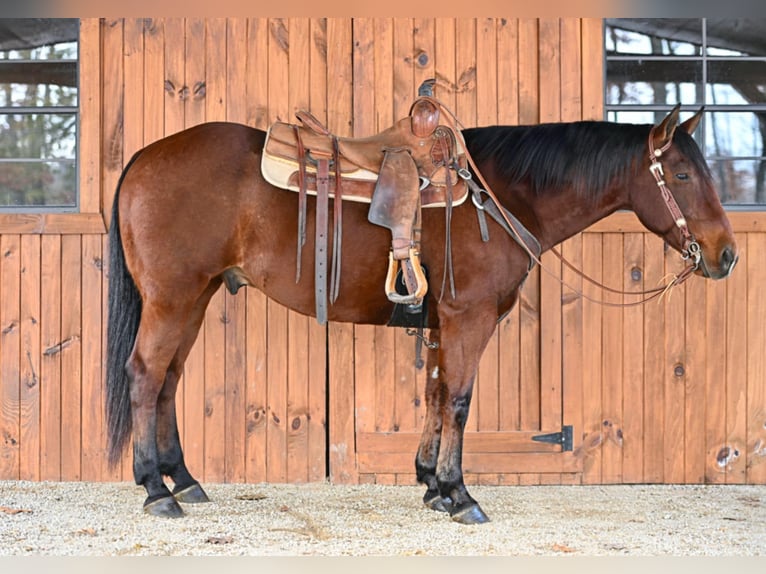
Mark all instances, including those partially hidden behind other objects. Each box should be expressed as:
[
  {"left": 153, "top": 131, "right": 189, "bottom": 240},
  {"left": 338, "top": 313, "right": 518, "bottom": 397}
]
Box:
[{"left": 701, "top": 244, "right": 738, "bottom": 280}]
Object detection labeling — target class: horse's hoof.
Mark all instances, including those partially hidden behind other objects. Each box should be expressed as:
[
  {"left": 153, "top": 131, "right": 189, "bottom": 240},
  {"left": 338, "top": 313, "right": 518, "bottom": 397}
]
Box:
[
  {"left": 424, "top": 493, "right": 451, "bottom": 513},
  {"left": 450, "top": 503, "right": 490, "bottom": 525},
  {"left": 173, "top": 482, "right": 210, "bottom": 504},
  {"left": 143, "top": 496, "right": 185, "bottom": 518}
]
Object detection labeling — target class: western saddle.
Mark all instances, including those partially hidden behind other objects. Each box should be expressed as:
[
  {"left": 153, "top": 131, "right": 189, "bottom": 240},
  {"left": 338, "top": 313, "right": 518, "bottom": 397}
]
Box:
[{"left": 262, "top": 85, "right": 470, "bottom": 325}]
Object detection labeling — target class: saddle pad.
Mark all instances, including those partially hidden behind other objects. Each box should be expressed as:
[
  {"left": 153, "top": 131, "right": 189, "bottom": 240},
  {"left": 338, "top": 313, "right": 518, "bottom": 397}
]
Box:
[{"left": 261, "top": 122, "right": 470, "bottom": 208}]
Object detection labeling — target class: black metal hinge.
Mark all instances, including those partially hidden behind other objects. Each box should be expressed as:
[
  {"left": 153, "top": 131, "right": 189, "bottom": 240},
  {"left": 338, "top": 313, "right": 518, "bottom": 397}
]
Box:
[{"left": 531, "top": 425, "right": 573, "bottom": 452}]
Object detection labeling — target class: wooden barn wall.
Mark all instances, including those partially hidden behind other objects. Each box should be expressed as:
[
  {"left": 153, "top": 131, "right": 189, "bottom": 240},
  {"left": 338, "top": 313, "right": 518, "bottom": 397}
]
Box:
[{"left": 0, "top": 18, "right": 764, "bottom": 486}]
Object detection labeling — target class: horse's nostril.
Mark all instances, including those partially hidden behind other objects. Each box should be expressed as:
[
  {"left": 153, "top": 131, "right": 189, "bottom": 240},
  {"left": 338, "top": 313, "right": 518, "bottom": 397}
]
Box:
[{"left": 721, "top": 246, "right": 736, "bottom": 273}]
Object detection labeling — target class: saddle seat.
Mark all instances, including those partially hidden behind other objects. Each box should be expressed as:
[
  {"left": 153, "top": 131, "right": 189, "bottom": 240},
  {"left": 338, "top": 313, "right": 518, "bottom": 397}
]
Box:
[{"left": 261, "top": 96, "right": 469, "bottom": 324}]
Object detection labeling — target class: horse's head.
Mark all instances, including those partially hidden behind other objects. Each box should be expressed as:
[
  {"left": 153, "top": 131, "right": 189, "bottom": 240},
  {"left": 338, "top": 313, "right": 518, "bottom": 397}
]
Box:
[{"left": 630, "top": 105, "right": 738, "bottom": 280}]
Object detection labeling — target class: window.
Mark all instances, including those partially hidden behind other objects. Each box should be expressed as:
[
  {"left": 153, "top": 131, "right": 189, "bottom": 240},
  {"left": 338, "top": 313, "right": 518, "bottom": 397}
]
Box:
[
  {"left": 605, "top": 18, "right": 766, "bottom": 206},
  {"left": 0, "top": 18, "right": 79, "bottom": 210}
]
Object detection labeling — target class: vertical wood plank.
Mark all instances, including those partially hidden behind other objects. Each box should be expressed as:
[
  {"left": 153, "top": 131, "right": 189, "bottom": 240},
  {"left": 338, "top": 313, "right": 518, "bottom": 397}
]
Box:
[
  {"left": 143, "top": 19, "right": 164, "bottom": 145},
  {"left": 581, "top": 233, "right": 602, "bottom": 483},
  {"left": 746, "top": 233, "right": 766, "bottom": 483},
  {"left": 352, "top": 17, "right": 377, "bottom": 440},
  {"left": 244, "top": 18, "right": 269, "bottom": 483},
  {"left": 224, "top": 18, "right": 248, "bottom": 485},
  {"left": 180, "top": 17, "right": 207, "bottom": 481},
  {"left": 245, "top": 287, "right": 269, "bottom": 484},
  {"left": 0, "top": 236, "right": 21, "bottom": 479},
  {"left": 19, "top": 236, "right": 41, "bottom": 480},
  {"left": 60, "top": 235, "right": 82, "bottom": 481},
  {"left": 538, "top": 19, "right": 562, "bottom": 438},
  {"left": 265, "top": 17, "right": 290, "bottom": 483},
  {"left": 285, "top": 17, "right": 311, "bottom": 483},
  {"left": 560, "top": 20, "right": 583, "bottom": 468},
  {"left": 475, "top": 18, "right": 500, "bottom": 437},
  {"left": 80, "top": 235, "right": 103, "bottom": 481},
  {"left": 643, "top": 234, "right": 665, "bottom": 483},
  {"left": 622, "top": 233, "right": 644, "bottom": 482},
  {"left": 663, "top": 251, "right": 686, "bottom": 483},
  {"left": 601, "top": 233, "right": 623, "bottom": 484},
  {"left": 496, "top": 19, "right": 521, "bottom": 434},
  {"left": 40, "top": 236, "right": 61, "bottom": 480},
  {"left": 517, "top": 19, "right": 540, "bottom": 443},
  {"left": 101, "top": 234, "right": 120, "bottom": 480},
  {"left": 123, "top": 18, "right": 145, "bottom": 162},
  {"left": 163, "top": 18, "right": 186, "bottom": 138},
  {"left": 455, "top": 18, "right": 478, "bottom": 432},
  {"left": 517, "top": 19, "right": 539, "bottom": 125},
  {"left": 725, "top": 241, "right": 747, "bottom": 483},
  {"left": 684, "top": 268, "right": 706, "bottom": 482},
  {"left": 326, "top": 17, "right": 357, "bottom": 484},
  {"left": 704, "top": 274, "right": 728, "bottom": 483},
  {"left": 307, "top": 17, "right": 329, "bottom": 482},
  {"left": 121, "top": 19, "right": 145, "bottom": 482},
  {"left": 201, "top": 18, "right": 228, "bottom": 484},
  {"left": 101, "top": 19, "right": 124, "bottom": 228},
  {"left": 580, "top": 18, "right": 604, "bottom": 121},
  {"left": 78, "top": 19, "right": 101, "bottom": 214}
]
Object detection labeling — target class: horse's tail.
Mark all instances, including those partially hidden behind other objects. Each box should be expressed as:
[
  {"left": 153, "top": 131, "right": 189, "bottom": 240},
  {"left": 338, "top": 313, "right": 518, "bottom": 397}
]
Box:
[{"left": 106, "top": 151, "right": 143, "bottom": 469}]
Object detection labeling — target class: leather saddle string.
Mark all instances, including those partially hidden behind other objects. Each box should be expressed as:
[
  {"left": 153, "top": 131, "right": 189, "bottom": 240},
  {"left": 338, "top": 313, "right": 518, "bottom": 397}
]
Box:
[
  {"left": 293, "top": 126, "right": 308, "bottom": 283},
  {"left": 436, "top": 133, "right": 456, "bottom": 301},
  {"left": 418, "top": 95, "right": 698, "bottom": 306},
  {"left": 330, "top": 137, "right": 342, "bottom": 304}
]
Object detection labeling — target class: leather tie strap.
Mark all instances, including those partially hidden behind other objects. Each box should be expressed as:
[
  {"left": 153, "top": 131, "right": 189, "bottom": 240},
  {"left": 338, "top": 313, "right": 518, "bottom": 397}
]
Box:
[
  {"left": 293, "top": 126, "right": 308, "bottom": 283},
  {"left": 330, "top": 137, "right": 342, "bottom": 304},
  {"left": 315, "top": 157, "right": 330, "bottom": 325}
]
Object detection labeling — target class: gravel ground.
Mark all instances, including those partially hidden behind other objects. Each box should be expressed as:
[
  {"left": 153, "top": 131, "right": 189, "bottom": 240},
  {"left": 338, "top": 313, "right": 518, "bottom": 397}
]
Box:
[{"left": 1, "top": 480, "right": 764, "bottom": 556}]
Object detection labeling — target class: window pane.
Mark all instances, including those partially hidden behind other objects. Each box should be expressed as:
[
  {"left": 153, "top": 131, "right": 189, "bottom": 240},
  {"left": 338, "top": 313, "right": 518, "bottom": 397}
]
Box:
[
  {"left": 0, "top": 160, "right": 76, "bottom": 207},
  {"left": 0, "top": 113, "right": 76, "bottom": 160},
  {"left": 706, "top": 19, "right": 766, "bottom": 56},
  {"left": 707, "top": 60, "right": 766, "bottom": 105},
  {"left": 606, "top": 60, "right": 702, "bottom": 105},
  {"left": 0, "top": 19, "right": 78, "bottom": 60},
  {"left": 709, "top": 159, "right": 766, "bottom": 204},
  {"left": 705, "top": 111, "right": 764, "bottom": 158},
  {"left": 0, "top": 62, "right": 78, "bottom": 106},
  {"left": 606, "top": 19, "right": 702, "bottom": 56}
]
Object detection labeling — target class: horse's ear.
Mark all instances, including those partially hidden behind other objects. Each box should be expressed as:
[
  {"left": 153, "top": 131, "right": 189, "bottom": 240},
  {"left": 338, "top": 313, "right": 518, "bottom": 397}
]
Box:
[
  {"left": 680, "top": 106, "right": 704, "bottom": 135},
  {"left": 652, "top": 104, "right": 681, "bottom": 148}
]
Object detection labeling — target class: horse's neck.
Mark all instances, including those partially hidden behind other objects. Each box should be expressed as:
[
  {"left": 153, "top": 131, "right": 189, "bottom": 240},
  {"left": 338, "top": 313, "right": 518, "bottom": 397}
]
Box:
[{"left": 521, "top": 186, "right": 627, "bottom": 252}]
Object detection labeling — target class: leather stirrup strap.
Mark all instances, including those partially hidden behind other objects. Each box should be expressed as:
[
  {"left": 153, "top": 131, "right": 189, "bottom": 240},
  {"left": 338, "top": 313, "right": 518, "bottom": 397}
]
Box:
[
  {"left": 330, "top": 137, "right": 342, "bottom": 304},
  {"left": 315, "top": 157, "right": 330, "bottom": 325},
  {"left": 293, "top": 126, "right": 308, "bottom": 283}
]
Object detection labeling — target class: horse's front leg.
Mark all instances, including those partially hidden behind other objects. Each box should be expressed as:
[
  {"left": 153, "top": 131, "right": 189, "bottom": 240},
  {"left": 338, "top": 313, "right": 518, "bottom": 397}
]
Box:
[
  {"left": 433, "top": 306, "right": 497, "bottom": 524},
  {"left": 415, "top": 330, "right": 448, "bottom": 512}
]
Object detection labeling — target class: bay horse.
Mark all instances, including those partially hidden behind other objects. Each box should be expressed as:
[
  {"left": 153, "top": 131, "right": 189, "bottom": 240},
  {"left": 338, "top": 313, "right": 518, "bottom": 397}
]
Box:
[{"left": 106, "top": 104, "right": 737, "bottom": 524}]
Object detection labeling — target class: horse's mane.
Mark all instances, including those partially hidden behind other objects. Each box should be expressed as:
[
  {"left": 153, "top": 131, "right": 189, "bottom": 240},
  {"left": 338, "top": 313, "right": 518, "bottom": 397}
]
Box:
[{"left": 462, "top": 121, "right": 710, "bottom": 202}]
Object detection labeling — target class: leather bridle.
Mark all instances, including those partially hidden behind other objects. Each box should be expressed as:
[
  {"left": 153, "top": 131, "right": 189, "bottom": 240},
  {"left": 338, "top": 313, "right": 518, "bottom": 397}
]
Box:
[{"left": 647, "top": 125, "right": 702, "bottom": 271}]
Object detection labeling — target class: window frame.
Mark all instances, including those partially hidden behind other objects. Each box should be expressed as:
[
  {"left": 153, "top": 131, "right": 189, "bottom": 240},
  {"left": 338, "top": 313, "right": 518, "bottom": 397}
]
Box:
[{"left": 0, "top": 18, "right": 103, "bottom": 234}]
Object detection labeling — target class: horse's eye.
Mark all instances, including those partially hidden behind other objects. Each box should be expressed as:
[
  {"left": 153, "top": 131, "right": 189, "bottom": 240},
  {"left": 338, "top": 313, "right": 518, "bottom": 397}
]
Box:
[{"left": 675, "top": 173, "right": 689, "bottom": 181}]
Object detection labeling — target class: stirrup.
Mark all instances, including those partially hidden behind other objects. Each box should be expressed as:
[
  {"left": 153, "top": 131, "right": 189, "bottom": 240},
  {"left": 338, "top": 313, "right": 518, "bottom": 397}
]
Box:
[{"left": 384, "top": 248, "right": 428, "bottom": 305}]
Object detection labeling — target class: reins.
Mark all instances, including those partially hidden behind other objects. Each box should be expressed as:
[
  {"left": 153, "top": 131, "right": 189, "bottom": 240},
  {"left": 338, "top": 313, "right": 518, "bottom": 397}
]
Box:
[{"left": 423, "top": 96, "right": 701, "bottom": 308}]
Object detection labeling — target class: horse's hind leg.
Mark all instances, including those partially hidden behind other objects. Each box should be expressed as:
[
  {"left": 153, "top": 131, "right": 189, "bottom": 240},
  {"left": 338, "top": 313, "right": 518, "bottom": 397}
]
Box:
[
  {"left": 128, "top": 295, "right": 207, "bottom": 518},
  {"left": 155, "top": 279, "right": 223, "bottom": 505},
  {"left": 415, "top": 332, "right": 447, "bottom": 512}
]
